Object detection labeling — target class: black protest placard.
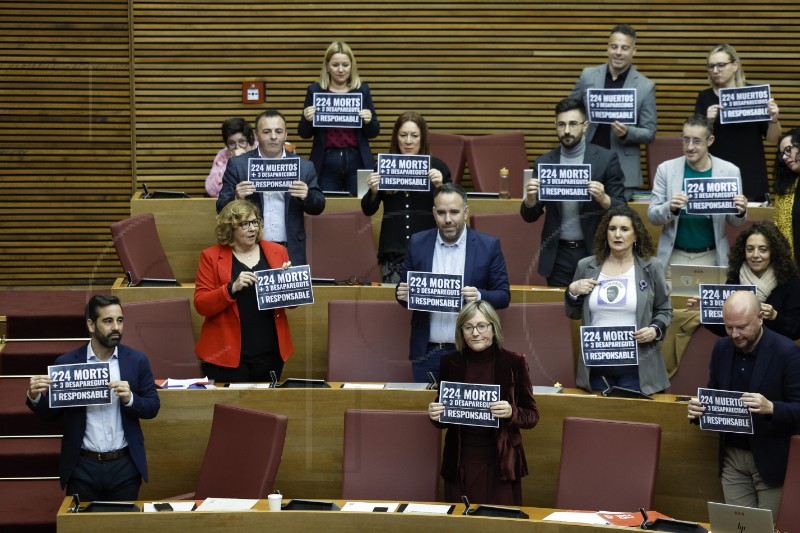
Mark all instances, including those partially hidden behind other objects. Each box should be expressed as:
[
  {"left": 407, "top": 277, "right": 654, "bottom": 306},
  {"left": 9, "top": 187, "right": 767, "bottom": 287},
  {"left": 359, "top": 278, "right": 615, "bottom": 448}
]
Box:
[
  {"left": 586, "top": 88, "right": 637, "bottom": 124},
  {"left": 248, "top": 157, "right": 301, "bottom": 193},
  {"left": 407, "top": 271, "right": 463, "bottom": 314},
  {"left": 537, "top": 163, "right": 591, "bottom": 201},
  {"left": 698, "top": 387, "right": 754, "bottom": 434},
  {"left": 685, "top": 177, "right": 740, "bottom": 215},
  {"left": 439, "top": 380, "right": 500, "bottom": 428},
  {"left": 719, "top": 84, "right": 771, "bottom": 125},
  {"left": 255, "top": 265, "right": 314, "bottom": 311},
  {"left": 581, "top": 325, "right": 638, "bottom": 367},
  {"left": 377, "top": 154, "right": 431, "bottom": 192},
  {"left": 312, "top": 92, "right": 363, "bottom": 128},
  {"left": 48, "top": 362, "right": 111, "bottom": 408},
  {"left": 699, "top": 284, "right": 757, "bottom": 324}
]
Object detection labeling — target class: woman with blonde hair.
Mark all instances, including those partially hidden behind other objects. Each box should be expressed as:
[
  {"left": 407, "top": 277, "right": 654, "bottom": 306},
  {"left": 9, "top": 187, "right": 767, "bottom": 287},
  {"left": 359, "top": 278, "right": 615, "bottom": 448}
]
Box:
[
  {"left": 194, "top": 200, "right": 294, "bottom": 382},
  {"left": 694, "top": 44, "right": 782, "bottom": 201},
  {"left": 298, "top": 41, "right": 380, "bottom": 196}
]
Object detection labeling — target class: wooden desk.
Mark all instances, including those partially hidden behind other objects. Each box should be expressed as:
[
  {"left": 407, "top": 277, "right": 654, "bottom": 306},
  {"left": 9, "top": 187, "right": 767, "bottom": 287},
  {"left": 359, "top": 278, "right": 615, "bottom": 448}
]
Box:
[
  {"left": 57, "top": 497, "right": 711, "bottom": 532},
  {"left": 111, "top": 282, "right": 566, "bottom": 379},
  {"left": 131, "top": 195, "right": 537, "bottom": 283},
  {"left": 136, "top": 387, "right": 722, "bottom": 522}
]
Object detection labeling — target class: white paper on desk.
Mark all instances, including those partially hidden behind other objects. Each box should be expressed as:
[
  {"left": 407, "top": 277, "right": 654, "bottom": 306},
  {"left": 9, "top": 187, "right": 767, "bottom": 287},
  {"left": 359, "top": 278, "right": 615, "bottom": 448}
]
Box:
[
  {"left": 341, "top": 501, "right": 399, "bottom": 512},
  {"left": 196, "top": 498, "right": 258, "bottom": 511},
  {"left": 341, "top": 383, "right": 385, "bottom": 389},
  {"left": 402, "top": 503, "right": 452, "bottom": 514},
  {"left": 162, "top": 377, "right": 212, "bottom": 388},
  {"left": 542, "top": 511, "right": 610, "bottom": 525},
  {"left": 227, "top": 383, "right": 273, "bottom": 389},
  {"left": 143, "top": 501, "right": 197, "bottom": 512}
]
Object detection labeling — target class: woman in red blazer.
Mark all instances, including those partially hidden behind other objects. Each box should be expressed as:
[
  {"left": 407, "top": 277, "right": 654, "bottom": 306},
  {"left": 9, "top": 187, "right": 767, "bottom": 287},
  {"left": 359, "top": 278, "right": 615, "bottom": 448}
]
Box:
[{"left": 194, "top": 200, "right": 294, "bottom": 382}]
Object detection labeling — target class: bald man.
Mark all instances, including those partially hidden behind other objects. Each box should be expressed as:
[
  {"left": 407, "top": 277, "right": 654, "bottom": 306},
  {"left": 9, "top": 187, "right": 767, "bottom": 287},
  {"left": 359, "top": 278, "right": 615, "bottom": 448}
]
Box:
[{"left": 688, "top": 290, "right": 800, "bottom": 519}]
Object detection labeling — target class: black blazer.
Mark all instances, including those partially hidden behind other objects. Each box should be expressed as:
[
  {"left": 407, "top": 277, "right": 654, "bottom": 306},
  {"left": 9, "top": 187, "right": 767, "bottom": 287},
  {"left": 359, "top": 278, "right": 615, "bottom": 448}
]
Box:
[
  {"left": 520, "top": 143, "right": 626, "bottom": 279},
  {"left": 706, "top": 327, "right": 800, "bottom": 486}
]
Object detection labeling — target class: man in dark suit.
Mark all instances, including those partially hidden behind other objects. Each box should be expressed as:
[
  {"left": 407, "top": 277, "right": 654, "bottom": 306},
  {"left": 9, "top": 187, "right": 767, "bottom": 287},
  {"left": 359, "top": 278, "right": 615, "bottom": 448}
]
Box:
[
  {"left": 688, "top": 291, "right": 800, "bottom": 519},
  {"left": 521, "top": 97, "right": 626, "bottom": 287},
  {"left": 217, "top": 108, "right": 326, "bottom": 265},
  {"left": 396, "top": 183, "right": 510, "bottom": 381},
  {"left": 570, "top": 24, "right": 656, "bottom": 200},
  {"left": 26, "top": 295, "right": 160, "bottom": 500}
]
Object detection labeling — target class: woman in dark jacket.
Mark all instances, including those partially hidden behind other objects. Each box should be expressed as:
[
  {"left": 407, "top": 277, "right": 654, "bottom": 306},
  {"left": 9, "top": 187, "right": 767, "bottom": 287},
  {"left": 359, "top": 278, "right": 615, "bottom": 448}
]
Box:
[
  {"left": 361, "top": 111, "right": 451, "bottom": 282},
  {"left": 428, "top": 300, "right": 539, "bottom": 506},
  {"left": 298, "top": 41, "right": 379, "bottom": 196}
]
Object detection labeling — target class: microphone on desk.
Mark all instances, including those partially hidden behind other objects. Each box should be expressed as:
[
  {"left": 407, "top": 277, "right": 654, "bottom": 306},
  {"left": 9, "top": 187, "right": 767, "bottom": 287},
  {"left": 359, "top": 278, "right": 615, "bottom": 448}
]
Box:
[
  {"left": 426, "top": 372, "right": 438, "bottom": 391},
  {"left": 270, "top": 371, "right": 278, "bottom": 388},
  {"left": 461, "top": 495, "right": 471, "bottom": 515}
]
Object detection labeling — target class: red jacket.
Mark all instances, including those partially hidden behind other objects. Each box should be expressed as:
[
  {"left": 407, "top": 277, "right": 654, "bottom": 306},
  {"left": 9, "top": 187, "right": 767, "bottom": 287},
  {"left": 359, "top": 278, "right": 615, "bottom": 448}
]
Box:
[{"left": 194, "top": 242, "right": 294, "bottom": 367}]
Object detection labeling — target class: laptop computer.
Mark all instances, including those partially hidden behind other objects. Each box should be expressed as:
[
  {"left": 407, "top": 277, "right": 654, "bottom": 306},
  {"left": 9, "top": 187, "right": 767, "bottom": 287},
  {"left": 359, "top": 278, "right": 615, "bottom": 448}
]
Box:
[
  {"left": 357, "top": 168, "right": 372, "bottom": 198},
  {"left": 670, "top": 264, "right": 727, "bottom": 297},
  {"left": 707, "top": 501, "right": 773, "bottom": 533}
]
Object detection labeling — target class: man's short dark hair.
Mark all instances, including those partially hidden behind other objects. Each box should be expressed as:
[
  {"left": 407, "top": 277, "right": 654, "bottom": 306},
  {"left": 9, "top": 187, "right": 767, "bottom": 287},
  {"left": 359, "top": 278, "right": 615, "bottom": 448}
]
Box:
[
  {"left": 684, "top": 113, "right": 714, "bottom": 138},
  {"left": 86, "top": 295, "right": 121, "bottom": 322},
  {"left": 610, "top": 24, "right": 637, "bottom": 43},
  {"left": 254, "top": 109, "right": 287, "bottom": 129},
  {"left": 433, "top": 182, "right": 468, "bottom": 205},
  {"left": 555, "top": 98, "right": 587, "bottom": 119}
]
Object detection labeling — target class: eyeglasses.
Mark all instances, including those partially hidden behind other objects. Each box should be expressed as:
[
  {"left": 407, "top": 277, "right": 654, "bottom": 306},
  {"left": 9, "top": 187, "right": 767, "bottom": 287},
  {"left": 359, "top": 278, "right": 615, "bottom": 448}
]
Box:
[
  {"left": 556, "top": 121, "right": 586, "bottom": 131},
  {"left": 706, "top": 62, "right": 732, "bottom": 72},
  {"left": 461, "top": 322, "right": 492, "bottom": 334},
  {"left": 781, "top": 145, "right": 799, "bottom": 158},
  {"left": 681, "top": 136, "right": 708, "bottom": 146},
  {"left": 226, "top": 139, "right": 250, "bottom": 150},
  {"left": 238, "top": 218, "right": 262, "bottom": 230}
]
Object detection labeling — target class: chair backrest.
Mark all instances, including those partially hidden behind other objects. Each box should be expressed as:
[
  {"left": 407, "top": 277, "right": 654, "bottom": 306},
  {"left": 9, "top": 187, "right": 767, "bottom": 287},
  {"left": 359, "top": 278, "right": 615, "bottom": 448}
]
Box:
[
  {"left": 470, "top": 212, "right": 546, "bottom": 286},
  {"left": 342, "top": 409, "right": 440, "bottom": 501},
  {"left": 121, "top": 298, "right": 202, "bottom": 379},
  {"left": 667, "top": 324, "right": 717, "bottom": 396},
  {"left": 110, "top": 213, "right": 175, "bottom": 286},
  {"left": 430, "top": 132, "right": 467, "bottom": 185},
  {"left": 327, "top": 301, "right": 413, "bottom": 382},
  {"left": 305, "top": 210, "right": 380, "bottom": 283},
  {"left": 645, "top": 136, "right": 683, "bottom": 187},
  {"left": 776, "top": 435, "right": 800, "bottom": 531},
  {"left": 497, "top": 303, "right": 576, "bottom": 388},
  {"left": 465, "top": 132, "right": 529, "bottom": 196},
  {"left": 194, "top": 403, "right": 288, "bottom": 499},
  {"left": 556, "top": 417, "right": 661, "bottom": 511}
]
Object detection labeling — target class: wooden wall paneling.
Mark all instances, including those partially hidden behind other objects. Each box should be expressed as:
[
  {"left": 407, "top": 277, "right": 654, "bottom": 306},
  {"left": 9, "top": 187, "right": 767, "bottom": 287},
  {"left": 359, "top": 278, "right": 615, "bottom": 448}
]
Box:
[
  {"left": 0, "top": 0, "right": 133, "bottom": 286},
  {"left": 2, "top": 1, "right": 799, "bottom": 286}
]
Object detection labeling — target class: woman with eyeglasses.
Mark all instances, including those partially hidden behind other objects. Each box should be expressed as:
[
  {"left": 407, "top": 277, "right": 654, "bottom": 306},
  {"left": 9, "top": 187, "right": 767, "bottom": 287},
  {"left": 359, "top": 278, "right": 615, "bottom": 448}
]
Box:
[
  {"left": 194, "top": 200, "right": 294, "bottom": 382},
  {"left": 427, "top": 300, "right": 539, "bottom": 506},
  {"left": 694, "top": 44, "right": 782, "bottom": 202},
  {"left": 772, "top": 129, "right": 800, "bottom": 267},
  {"left": 205, "top": 117, "right": 256, "bottom": 198},
  {"left": 298, "top": 41, "right": 380, "bottom": 196},
  {"left": 567, "top": 205, "right": 672, "bottom": 395}
]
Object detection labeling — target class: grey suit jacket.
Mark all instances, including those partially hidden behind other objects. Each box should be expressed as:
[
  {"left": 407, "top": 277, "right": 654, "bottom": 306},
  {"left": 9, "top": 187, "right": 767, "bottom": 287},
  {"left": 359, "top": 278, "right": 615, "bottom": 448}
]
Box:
[
  {"left": 647, "top": 155, "right": 745, "bottom": 269},
  {"left": 566, "top": 255, "right": 673, "bottom": 395},
  {"left": 570, "top": 64, "right": 657, "bottom": 188}
]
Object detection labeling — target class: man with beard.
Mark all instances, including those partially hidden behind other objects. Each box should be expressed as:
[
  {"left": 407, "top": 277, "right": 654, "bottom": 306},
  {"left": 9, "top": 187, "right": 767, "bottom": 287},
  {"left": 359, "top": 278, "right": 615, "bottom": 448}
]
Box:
[
  {"left": 688, "top": 290, "right": 800, "bottom": 520},
  {"left": 26, "top": 295, "right": 160, "bottom": 501},
  {"left": 521, "top": 97, "right": 625, "bottom": 286}
]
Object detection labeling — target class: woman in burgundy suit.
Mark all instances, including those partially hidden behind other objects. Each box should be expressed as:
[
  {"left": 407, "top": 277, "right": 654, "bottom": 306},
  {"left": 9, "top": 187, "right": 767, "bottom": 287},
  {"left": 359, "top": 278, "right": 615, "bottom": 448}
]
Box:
[
  {"left": 428, "top": 300, "right": 539, "bottom": 505},
  {"left": 194, "top": 200, "right": 294, "bottom": 382}
]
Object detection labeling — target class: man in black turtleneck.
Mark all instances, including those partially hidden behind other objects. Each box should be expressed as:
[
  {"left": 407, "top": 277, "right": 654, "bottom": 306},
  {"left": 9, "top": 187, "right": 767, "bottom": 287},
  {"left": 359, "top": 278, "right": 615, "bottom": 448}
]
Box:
[{"left": 521, "top": 97, "right": 626, "bottom": 287}]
